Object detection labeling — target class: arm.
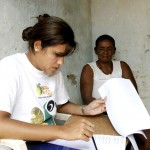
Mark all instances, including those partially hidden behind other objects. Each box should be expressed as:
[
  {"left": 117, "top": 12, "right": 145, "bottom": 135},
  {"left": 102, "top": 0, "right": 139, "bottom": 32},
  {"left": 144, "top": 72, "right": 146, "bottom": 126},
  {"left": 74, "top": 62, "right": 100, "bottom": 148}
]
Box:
[
  {"left": 80, "top": 64, "right": 95, "bottom": 104},
  {"left": 57, "top": 99, "right": 106, "bottom": 116},
  {"left": 0, "top": 111, "right": 63, "bottom": 141},
  {"left": 0, "top": 98, "right": 106, "bottom": 142},
  {"left": 121, "top": 61, "right": 138, "bottom": 92},
  {"left": 0, "top": 111, "right": 94, "bottom": 142}
]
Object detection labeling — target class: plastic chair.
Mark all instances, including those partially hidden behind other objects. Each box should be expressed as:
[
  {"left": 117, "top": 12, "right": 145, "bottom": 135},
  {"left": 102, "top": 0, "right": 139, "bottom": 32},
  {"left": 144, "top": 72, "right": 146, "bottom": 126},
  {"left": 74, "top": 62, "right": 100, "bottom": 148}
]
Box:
[{"left": 0, "top": 139, "right": 27, "bottom": 150}]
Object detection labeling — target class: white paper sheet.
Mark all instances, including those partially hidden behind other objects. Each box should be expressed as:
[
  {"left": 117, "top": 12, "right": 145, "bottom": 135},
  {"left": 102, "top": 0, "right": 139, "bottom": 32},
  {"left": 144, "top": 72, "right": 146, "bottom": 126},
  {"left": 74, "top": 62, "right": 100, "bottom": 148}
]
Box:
[
  {"left": 98, "top": 78, "right": 150, "bottom": 137},
  {"left": 48, "top": 138, "right": 95, "bottom": 150},
  {"left": 93, "top": 134, "right": 126, "bottom": 150},
  {"left": 127, "top": 134, "right": 139, "bottom": 150},
  {"left": 48, "top": 78, "right": 150, "bottom": 150},
  {"left": 48, "top": 134, "right": 126, "bottom": 150}
]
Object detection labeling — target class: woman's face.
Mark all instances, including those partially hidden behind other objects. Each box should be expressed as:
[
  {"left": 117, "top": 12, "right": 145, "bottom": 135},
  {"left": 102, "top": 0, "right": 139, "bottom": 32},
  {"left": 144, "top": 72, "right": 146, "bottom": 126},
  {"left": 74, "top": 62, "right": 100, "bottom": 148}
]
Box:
[
  {"left": 32, "top": 44, "right": 67, "bottom": 75},
  {"left": 95, "top": 40, "right": 116, "bottom": 63}
]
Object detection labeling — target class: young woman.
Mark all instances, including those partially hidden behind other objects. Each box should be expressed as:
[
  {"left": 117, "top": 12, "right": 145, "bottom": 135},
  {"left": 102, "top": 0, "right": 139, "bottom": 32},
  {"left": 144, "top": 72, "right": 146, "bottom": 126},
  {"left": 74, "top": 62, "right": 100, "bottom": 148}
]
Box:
[{"left": 0, "top": 14, "right": 106, "bottom": 150}]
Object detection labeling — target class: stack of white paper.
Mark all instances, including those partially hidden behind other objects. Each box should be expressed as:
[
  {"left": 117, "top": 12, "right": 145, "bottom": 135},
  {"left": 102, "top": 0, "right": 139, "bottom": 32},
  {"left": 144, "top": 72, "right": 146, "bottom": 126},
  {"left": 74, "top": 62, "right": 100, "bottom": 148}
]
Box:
[
  {"left": 98, "top": 78, "right": 150, "bottom": 150},
  {"left": 93, "top": 134, "right": 126, "bottom": 150},
  {"left": 49, "top": 78, "right": 150, "bottom": 150},
  {"left": 49, "top": 134, "right": 126, "bottom": 150},
  {"left": 49, "top": 138, "right": 95, "bottom": 150}
]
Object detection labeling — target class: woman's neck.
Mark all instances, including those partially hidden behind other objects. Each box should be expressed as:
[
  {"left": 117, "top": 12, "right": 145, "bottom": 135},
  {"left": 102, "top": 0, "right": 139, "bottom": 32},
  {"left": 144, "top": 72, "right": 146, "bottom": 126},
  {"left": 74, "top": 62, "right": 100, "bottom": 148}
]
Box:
[{"left": 96, "top": 61, "right": 113, "bottom": 75}]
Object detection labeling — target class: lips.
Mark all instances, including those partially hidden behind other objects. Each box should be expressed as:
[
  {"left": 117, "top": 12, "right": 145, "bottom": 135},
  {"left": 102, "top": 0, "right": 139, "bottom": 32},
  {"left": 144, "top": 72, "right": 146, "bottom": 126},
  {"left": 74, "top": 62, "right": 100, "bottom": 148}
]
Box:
[
  {"left": 102, "top": 56, "right": 109, "bottom": 59},
  {"left": 51, "top": 68, "right": 58, "bottom": 72}
]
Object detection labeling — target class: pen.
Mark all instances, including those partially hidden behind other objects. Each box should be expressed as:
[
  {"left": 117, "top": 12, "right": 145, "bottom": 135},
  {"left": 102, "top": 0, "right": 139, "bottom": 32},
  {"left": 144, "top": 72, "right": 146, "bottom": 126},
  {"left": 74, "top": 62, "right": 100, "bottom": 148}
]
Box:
[{"left": 92, "top": 136, "right": 98, "bottom": 150}]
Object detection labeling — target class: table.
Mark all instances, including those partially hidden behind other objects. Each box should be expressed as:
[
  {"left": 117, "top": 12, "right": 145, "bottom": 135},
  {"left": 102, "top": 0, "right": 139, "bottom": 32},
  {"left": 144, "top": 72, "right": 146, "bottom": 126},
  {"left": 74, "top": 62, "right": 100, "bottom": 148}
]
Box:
[
  {"left": 0, "top": 114, "right": 130, "bottom": 150},
  {"left": 66, "top": 114, "right": 119, "bottom": 135},
  {"left": 66, "top": 114, "right": 130, "bottom": 150}
]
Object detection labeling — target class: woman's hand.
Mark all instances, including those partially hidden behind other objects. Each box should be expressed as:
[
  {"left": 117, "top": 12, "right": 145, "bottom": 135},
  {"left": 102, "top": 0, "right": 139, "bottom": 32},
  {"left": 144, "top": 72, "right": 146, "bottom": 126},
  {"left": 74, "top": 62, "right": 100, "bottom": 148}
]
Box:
[
  {"left": 83, "top": 97, "right": 106, "bottom": 115},
  {"left": 62, "top": 118, "right": 95, "bottom": 141}
]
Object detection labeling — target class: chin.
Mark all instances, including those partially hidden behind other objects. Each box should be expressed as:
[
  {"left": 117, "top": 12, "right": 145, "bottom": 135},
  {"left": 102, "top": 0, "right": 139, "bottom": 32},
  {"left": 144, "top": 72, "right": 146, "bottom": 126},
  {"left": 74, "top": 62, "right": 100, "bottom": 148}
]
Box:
[
  {"left": 43, "top": 71, "right": 53, "bottom": 76},
  {"left": 45, "top": 70, "right": 57, "bottom": 76}
]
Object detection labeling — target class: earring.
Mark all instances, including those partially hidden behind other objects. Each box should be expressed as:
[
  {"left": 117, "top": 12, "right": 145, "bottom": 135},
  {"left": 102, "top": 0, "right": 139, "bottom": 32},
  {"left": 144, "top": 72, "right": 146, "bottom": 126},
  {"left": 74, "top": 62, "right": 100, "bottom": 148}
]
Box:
[
  {"left": 35, "top": 47, "right": 38, "bottom": 51},
  {"left": 38, "top": 46, "right": 41, "bottom": 50}
]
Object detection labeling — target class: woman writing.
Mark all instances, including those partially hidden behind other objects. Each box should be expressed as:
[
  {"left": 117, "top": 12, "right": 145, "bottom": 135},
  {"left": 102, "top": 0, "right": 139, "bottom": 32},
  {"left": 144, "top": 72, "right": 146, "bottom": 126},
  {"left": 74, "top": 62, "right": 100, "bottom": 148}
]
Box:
[{"left": 0, "top": 14, "right": 106, "bottom": 150}]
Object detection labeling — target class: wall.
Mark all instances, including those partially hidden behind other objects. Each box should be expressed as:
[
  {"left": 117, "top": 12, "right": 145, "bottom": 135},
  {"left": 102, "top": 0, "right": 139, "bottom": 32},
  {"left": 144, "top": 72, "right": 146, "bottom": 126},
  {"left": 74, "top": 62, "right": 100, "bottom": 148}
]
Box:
[
  {"left": 91, "top": 0, "right": 150, "bottom": 112},
  {"left": 1, "top": 0, "right": 150, "bottom": 111},
  {"left": 0, "top": 0, "right": 92, "bottom": 104}
]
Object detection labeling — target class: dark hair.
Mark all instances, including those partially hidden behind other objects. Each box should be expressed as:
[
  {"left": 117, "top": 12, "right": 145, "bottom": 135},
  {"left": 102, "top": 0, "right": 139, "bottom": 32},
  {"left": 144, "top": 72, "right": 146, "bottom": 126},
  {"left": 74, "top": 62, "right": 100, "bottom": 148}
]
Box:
[
  {"left": 22, "top": 14, "right": 77, "bottom": 56},
  {"left": 95, "top": 34, "right": 116, "bottom": 49}
]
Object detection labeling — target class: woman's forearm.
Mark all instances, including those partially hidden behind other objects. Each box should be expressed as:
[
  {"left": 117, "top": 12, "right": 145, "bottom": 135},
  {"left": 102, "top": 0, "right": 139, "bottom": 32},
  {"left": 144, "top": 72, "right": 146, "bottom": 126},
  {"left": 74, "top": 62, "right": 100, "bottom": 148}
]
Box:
[
  {"left": 0, "top": 117, "right": 64, "bottom": 140},
  {"left": 57, "top": 101, "right": 83, "bottom": 115},
  {"left": 0, "top": 110, "right": 95, "bottom": 142}
]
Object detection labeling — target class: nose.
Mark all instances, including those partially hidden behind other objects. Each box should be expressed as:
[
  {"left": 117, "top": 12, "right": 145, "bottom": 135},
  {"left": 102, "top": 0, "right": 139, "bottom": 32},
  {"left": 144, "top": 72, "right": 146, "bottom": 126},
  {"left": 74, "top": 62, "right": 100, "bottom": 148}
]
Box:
[
  {"left": 57, "top": 57, "right": 64, "bottom": 65},
  {"left": 103, "top": 48, "right": 109, "bottom": 54}
]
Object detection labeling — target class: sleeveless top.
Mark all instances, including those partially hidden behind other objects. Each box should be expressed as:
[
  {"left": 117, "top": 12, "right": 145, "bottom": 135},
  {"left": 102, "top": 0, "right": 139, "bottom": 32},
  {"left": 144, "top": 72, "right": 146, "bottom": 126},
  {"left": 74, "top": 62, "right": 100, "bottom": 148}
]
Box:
[{"left": 88, "top": 61, "right": 122, "bottom": 99}]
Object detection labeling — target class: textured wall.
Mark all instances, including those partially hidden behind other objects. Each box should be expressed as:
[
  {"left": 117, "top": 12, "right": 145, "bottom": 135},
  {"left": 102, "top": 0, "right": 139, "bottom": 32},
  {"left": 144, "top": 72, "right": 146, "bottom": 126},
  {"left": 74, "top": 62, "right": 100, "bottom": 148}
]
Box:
[
  {"left": 0, "top": 0, "right": 92, "bottom": 104},
  {"left": 91, "top": 0, "right": 150, "bottom": 112},
  {"left": 2, "top": 0, "right": 149, "bottom": 111}
]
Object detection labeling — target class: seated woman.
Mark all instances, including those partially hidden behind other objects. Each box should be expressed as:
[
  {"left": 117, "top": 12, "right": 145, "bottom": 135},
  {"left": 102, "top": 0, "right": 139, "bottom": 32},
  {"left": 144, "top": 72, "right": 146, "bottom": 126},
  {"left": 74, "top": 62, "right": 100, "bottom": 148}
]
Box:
[
  {"left": 0, "top": 14, "right": 106, "bottom": 150},
  {"left": 80, "top": 34, "right": 138, "bottom": 105},
  {"left": 80, "top": 34, "right": 150, "bottom": 150}
]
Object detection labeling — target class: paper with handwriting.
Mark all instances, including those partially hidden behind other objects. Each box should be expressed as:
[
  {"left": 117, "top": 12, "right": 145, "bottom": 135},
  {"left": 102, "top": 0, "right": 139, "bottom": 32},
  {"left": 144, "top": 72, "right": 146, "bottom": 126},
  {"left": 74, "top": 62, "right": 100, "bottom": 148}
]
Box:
[
  {"left": 93, "top": 134, "right": 126, "bottom": 150},
  {"left": 98, "top": 78, "right": 150, "bottom": 150}
]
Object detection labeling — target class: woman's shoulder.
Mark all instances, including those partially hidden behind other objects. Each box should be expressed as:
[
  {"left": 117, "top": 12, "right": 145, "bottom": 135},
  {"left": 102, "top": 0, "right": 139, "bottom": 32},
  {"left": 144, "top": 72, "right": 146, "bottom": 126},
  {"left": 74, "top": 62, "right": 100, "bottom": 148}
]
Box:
[
  {"left": 120, "top": 61, "right": 132, "bottom": 72},
  {"left": 0, "top": 53, "right": 24, "bottom": 64},
  {"left": 81, "top": 63, "right": 94, "bottom": 75},
  {"left": 0, "top": 53, "right": 25, "bottom": 73},
  {"left": 87, "top": 61, "right": 97, "bottom": 69},
  {"left": 113, "top": 60, "right": 130, "bottom": 67},
  {"left": 88, "top": 61, "right": 96, "bottom": 65},
  {"left": 120, "top": 61, "right": 130, "bottom": 68},
  {"left": 112, "top": 60, "right": 120, "bottom": 63}
]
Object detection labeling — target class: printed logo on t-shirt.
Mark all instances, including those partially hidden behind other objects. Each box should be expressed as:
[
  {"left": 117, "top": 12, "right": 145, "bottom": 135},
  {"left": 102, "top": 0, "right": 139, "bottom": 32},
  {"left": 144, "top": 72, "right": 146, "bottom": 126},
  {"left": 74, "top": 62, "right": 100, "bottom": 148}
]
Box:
[
  {"left": 31, "top": 100, "right": 56, "bottom": 125},
  {"left": 36, "top": 83, "right": 52, "bottom": 97},
  {"left": 31, "top": 107, "right": 44, "bottom": 124}
]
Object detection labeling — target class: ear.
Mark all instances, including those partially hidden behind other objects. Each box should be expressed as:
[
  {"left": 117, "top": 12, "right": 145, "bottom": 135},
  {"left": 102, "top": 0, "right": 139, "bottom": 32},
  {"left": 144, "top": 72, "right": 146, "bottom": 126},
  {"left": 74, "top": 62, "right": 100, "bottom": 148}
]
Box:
[
  {"left": 94, "top": 47, "right": 98, "bottom": 55},
  {"left": 112, "top": 48, "right": 116, "bottom": 55},
  {"left": 34, "top": 40, "right": 42, "bottom": 52}
]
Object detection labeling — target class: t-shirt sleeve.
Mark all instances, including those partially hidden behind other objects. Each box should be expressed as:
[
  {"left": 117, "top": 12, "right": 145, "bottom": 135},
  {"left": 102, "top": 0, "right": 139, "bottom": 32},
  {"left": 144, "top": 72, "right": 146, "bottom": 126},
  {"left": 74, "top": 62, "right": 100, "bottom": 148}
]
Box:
[
  {"left": 0, "top": 58, "right": 18, "bottom": 113},
  {"left": 55, "top": 71, "right": 70, "bottom": 105}
]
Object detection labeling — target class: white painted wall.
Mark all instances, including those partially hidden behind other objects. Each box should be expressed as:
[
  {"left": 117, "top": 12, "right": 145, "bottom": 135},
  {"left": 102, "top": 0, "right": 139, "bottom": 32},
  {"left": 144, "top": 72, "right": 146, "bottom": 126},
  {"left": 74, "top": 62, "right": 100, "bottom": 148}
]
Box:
[
  {"left": 91, "top": 0, "right": 150, "bottom": 112},
  {"left": 0, "top": 0, "right": 92, "bottom": 104},
  {"left": 1, "top": 0, "right": 150, "bottom": 112}
]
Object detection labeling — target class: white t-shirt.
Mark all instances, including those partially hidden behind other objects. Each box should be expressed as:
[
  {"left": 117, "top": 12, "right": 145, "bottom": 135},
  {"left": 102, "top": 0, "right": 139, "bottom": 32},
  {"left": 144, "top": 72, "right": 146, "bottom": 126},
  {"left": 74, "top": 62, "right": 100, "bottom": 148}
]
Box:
[
  {"left": 88, "top": 61, "right": 122, "bottom": 99},
  {"left": 0, "top": 53, "right": 70, "bottom": 149}
]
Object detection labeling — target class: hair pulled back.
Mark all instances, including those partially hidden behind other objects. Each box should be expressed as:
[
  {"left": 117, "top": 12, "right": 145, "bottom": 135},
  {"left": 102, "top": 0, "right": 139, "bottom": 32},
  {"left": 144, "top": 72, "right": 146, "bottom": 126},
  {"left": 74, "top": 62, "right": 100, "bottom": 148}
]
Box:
[{"left": 22, "top": 14, "right": 76, "bottom": 55}]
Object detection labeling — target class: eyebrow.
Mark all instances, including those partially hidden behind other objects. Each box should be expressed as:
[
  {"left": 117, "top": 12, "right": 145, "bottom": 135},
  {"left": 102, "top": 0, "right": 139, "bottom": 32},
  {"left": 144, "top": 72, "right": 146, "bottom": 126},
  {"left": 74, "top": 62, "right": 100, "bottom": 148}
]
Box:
[
  {"left": 97, "top": 46, "right": 114, "bottom": 49},
  {"left": 56, "top": 52, "right": 67, "bottom": 56}
]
